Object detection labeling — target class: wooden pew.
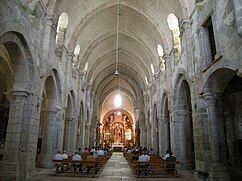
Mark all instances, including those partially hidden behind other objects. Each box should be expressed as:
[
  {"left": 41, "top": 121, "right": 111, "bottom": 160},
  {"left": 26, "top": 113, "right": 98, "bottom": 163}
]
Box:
[
  {"left": 124, "top": 152, "right": 180, "bottom": 177},
  {"left": 132, "top": 160, "right": 180, "bottom": 177},
  {"left": 52, "top": 159, "right": 100, "bottom": 174}
]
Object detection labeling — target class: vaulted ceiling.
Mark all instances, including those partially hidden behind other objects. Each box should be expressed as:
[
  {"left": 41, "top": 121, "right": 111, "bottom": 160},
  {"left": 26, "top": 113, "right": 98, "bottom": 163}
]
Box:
[{"left": 50, "top": 0, "right": 191, "bottom": 111}]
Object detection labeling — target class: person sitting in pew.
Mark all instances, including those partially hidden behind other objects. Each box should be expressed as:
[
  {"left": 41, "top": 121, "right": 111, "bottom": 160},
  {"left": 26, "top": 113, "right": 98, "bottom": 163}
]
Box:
[
  {"left": 72, "top": 151, "right": 82, "bottom": 173},
  {"left": 166, "top": 151, "right": 176, "bottom": 175},
  {"left": 138, "top": 151, "right": 150, "bottom": 176},
  {"left": 86, "top": 152, "right": 96, "bottom": 174},
  {"left": 54, "top": 150, "right": 64, "bottom": 172},
  {"left": 131, "top": 152, "right": 139, "bottom": 162}
]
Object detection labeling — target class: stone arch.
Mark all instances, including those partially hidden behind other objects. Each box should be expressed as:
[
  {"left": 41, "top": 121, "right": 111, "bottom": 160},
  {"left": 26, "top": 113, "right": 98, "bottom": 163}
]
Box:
[
  {"left": 0, "top": 31, "right": 37, "bottom": 180},
  {"left": 172, "top": 74, "right": 195, "bottom": 170},
  {"left": 201, "top": 68, "right": 241, "bottom": 180},
  {"left": 101, "top": 109, "right": 134, "bottom": 146},
  {"left": 37, "top": 69, "right": 63, "bottom": 168},
  {"left": 160, "top": 92, "right": 171, "bottom": 156}
]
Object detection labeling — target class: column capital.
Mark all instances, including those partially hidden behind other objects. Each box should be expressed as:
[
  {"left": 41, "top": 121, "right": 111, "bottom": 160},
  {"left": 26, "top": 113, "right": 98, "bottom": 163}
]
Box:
[
  {"left": 179, "top": 17, "right": 191, "bottom": 30},
  {"left": 46, "top": 14, "right": 55, "bottom": 26}
]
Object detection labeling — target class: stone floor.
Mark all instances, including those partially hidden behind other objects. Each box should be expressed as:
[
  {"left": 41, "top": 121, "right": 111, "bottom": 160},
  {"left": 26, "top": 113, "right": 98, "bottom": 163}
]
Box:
[{"left": 32, "top": 152, "right": 197, "bottom": 181}]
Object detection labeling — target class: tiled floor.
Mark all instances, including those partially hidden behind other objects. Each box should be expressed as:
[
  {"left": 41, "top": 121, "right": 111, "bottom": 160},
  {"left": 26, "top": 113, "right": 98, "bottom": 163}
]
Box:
[{"left": 32, "top": 152, "right": 197, "bottom": 181}]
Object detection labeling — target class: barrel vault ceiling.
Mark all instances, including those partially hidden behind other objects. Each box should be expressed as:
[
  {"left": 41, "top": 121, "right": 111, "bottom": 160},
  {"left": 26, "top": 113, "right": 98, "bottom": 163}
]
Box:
[{"left": 52, "top": 0, "right": 190, "bottom": 110}]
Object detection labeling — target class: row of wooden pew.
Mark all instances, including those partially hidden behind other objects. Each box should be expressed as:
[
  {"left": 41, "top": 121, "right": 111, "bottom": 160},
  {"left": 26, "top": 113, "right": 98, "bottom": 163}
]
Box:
[
  {"left": 124, "top": 151, "right": 180, "bottom": 177},
  {"left": 52, "top": 150, "right": 113, "bottom": 175}
]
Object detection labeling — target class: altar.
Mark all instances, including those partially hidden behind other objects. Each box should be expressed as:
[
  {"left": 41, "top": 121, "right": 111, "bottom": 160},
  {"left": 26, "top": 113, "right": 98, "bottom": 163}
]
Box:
[{"left": 112, "top": 144, "right": 124, "bottom": 152}]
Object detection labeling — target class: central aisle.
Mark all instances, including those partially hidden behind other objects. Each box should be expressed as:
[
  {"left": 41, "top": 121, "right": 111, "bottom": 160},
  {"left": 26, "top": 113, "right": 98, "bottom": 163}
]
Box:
[{"left": 98, "top": 152, "right": 135, "bottom": 180}]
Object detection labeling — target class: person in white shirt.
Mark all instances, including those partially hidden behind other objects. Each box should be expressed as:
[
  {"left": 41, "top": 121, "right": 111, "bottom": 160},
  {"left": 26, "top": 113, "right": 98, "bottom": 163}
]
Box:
[
  {"left": 54, "top": 150, "right": 64, "bottom": 172},
  {"left": 54, "top": 150, "right": 63, "bottom": 160},
  {"left": 162, "top": 150, "right": 170, "bottom": 160},
  {"left": 97, "top": 149, "right": 104, "bottom": 155},
  {"left": 72, "top": 152, "right": 82, "bottom": 173},
  {"left": 62, "top": 151, "right": 68, "bottom": 159},
  {"left": 138, "top": 151, "right": 150, "bottom": 175},
  {"left": 93, "top": 151, "right": 99, "bottom": 158}
]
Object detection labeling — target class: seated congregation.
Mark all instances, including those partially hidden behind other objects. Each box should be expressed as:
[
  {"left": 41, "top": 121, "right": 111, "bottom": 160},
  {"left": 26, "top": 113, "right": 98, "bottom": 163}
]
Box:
[
  {"left": 124, "top": 146, "right": 180, "bottom": 177},
  {"left": 52, "top": 146, "right": 113, "bottom": 176}
]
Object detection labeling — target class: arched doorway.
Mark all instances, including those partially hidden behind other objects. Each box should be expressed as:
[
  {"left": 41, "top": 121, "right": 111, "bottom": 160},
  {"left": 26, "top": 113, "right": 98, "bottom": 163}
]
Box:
[
  {"left": 173, "top": 76, "right": 195, "bottom": 170},
  {"left": 101, "top": 109, "right": 134, "bottom": 147}
]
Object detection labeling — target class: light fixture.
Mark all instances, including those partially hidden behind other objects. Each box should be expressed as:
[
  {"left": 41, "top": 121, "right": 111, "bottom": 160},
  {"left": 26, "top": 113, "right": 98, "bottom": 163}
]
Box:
[
  {"left": 114, "top": 1, "right": 122, "bottom": 108},
  {"left": 114, "top": 0, "right": 120, "bottom": 75}
]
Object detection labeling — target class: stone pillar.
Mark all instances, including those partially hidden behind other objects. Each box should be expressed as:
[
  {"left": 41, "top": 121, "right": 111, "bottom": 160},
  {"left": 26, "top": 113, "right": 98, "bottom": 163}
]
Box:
[
  {"left": 146, "top": 124, "right": 151, "bottom": 149},
  {"left": 170, "top": 111, "right": 180, "bottom": 160},
  {"left": 233, "top": 0, "right": 242, "bottom": 37},
  {"left": 41, "top": 14, "right": 55, "bottom": 77},
  {"left": 67, "top": 52, "right": 74, "bottom": 87},
  {"left": 134, "top": 109, "right": 140, "bottom": 146},
  {"left": 203, "top": 93, "right": 230, "bottom": 180},
  {"left": 89, "top": 124, "right": 96, "bottom": 147},
  {"left": 160, "top": 117, "right": 170, "bottom": 156},
  {"left": 84, "top": 124, "right": 90, "bottom": 148},
  {"left": 141, "top": 126, "right": 147, "bottom": 147},
  {"left": 0, "top": 89, "right": 30, "bottom": 180},
  {"left": 38, "top": 109, "right": 58, "bottom": 168},
  {"left": 193, "top": 95, "right": 210, "bottom": 179},
  {"left": 180, "top": 17, "right": 195, "bottom": 79},
  {"left": 152, "top": 123, "right": 159, "bottom": 154},
  {"left": 64, "top": 118, "right": 72, "bottom": 154},
  {"left": 79, "top": 121, "right": 85, "bottom": 149},
  {"left": 55, "top": 27, "right": 66, "bottom": 57}
]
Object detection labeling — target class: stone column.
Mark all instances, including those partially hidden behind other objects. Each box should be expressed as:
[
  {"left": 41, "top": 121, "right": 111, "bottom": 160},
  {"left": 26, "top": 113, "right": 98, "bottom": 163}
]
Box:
[
  {"left": 180, "top": 17, "right": 195, "bottom": 79},
  {"left": 0, "top": 89, "right": 30, "bottom": 180},
  {"left": 152, "top": 122, "right": 159, "bottom": 154},
  {"left": 203, "top": 93, "right": 229, "bottom": 180},
  {"left": 134, "top": 109, "right": 140, "bottom": 146},
  {"left": 89, "top": 124, "right": 96, "bottom": 147},
  {"left": 41, "top": 14, "right": 55, "bottom": 77},
  {"left": 55, "top": 27, "right": 66, "bottom": 56},
  {"left": 160, "top": 117, "right": 170, "bottom": 155},
  {"left": 142, "top": 127, "right": 147, "bottom": 147},
  {"left": 64, "top": 118, "right": 72, "bottom": 154},
  {"left": 233, "top": 0, "right": 242, "bottom": 37},
  {"left": 79, "top": 121, "right": 86, "bottom": 149},
  {"left": 170, "top": 111, "right": 180, "bottom": 160},
  {"left": 66, "top": 52, "right": 74, "bottom": 87},
  {"left": 146, "top": 124, "right": 151, "bottom": 149},
  {"left": 84, "top": 124, "right": 90, "bottom": 148},
  {"left": 38, "top": 109, "right": 58, "bottom": 168}
]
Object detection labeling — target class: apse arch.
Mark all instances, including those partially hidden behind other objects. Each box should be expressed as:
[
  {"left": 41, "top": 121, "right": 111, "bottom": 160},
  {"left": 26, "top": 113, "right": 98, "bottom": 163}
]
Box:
[{"left": 100, "top": 108, "right": 135, "bottom": 146}]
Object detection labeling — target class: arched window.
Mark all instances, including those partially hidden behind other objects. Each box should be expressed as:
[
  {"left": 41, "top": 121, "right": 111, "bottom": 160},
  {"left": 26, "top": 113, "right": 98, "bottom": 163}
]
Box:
[
  {"left": 167, "top": 13, "right": 181, "bottom": 61},
  {"left": 157, "top": 44, "right": 164, "bottom": 57},
  {"left": 157, "top": 44, "right": 165, "bottom": 71},
  {"left": 145, "top": 76, "right": 148, "bottom": 85},
  {"left": 56, "top": 12, "right": 69, "bottom": 55},
  {"left": 150, "top": 64, "right": 155, "bottom": 75},
  {"left": 73, "top": 45, "right": 80, "bottom": 67},
  {"left": 84, "top": 62, "right": 88, "bottom": 72}
]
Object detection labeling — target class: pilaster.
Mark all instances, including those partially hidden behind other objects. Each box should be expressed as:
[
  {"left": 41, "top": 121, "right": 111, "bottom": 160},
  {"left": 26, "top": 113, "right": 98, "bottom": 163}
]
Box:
[
  {"left": 203, "top": 93, "right": 230, "bottom": 180},
  {"left": 0, "top": 89, "right": 30, "bottom": 181}
]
